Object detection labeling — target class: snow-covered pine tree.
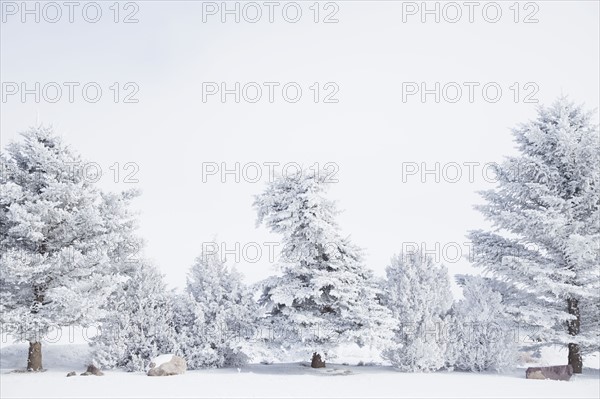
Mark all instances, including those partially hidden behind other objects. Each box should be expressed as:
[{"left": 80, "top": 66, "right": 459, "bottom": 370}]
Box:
[
  {"left": 0, "top": 126, "right": 139, "bottom": 371},
  {"left": 174, "top": 248, "right": 257, "bottom": 368},
  {"left": 254, "top": 169, "right": 394, "bottom": 367},
  {"left": 91, "top": 261, "right": 175, "bottom": 372},
  {"left": 446, "top": 275, "right": 517, "bottom": 372},
  {"left": 382, "top": 250, "right": 453, "bottom": 371},
  {"left": 468, "top": 98, "right": 600, "bottom": 373}
]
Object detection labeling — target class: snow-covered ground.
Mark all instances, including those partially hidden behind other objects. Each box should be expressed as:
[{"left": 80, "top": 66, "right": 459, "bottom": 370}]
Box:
[{"left": 1, "top": 342, "right": 598, "bottom": 399}]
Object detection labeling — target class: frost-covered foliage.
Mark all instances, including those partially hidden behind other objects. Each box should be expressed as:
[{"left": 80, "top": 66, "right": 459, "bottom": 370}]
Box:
[
  {"left": 0, "top": 127, "right": 138, "bottom": 346},
  {"left": 91, "top": 262, "right": 175, "bottom": 372},
  {"left": 382, "top": 250, "right": 453, "bottom": 372},
  {"left": 446, "top": 275, "right": 517, "bottom": 372},
  {"left": 254, "top": 170, "right": 394, "bottom": 361},
  {"left": 468, "top": 98, "right": 600, "bottom": 370},
  {"left": 171, "top": 249, "right": 257, "bottom": 369},
  {"left": 169, "top": 292, "right": 210, "bottom": 368}
]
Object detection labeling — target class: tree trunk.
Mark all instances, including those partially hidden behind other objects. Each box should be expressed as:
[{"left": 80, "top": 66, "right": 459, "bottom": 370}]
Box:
[
  {"left": 27, "top": 341, "right": 43, "bottom": 371},
  {"left": 27, "top": 283, "right": 45, "bottom": 371},
  {"left": 567, "top": 298, "right": 582, "bottom": 373},
  {"left": 311, "top": 352, "right": 325, "bottom": 368},
  {"left": 568, "top": 343, "right": 582, "bottom": 374}
]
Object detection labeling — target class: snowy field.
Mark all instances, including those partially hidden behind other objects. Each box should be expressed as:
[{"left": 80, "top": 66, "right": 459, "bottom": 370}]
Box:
[{"left": 1, "top": 342, "right": 599, "bottom": 399}]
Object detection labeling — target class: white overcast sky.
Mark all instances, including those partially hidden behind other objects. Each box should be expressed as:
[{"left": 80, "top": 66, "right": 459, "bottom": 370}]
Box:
[{"left": 1, "top": 1, "right": 599, "bottom": 291}]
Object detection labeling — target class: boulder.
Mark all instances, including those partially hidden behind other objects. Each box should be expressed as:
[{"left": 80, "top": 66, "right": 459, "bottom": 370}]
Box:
[
  {"left": 147, "top": 355, "right": 187, "bottom": 376},
  {"left": 526, "top": 365, "right": 573, "bottom": 381},
  {"left": 66, "top": 371, "right": 76, "bottom": 377},
  {"left": 81, "top": 365, "right": 104, "bottom": 376}
]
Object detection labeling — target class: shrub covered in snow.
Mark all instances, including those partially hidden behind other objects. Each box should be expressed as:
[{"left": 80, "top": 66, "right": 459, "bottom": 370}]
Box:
[
  {"left": 91, "top": 263, "right": 175, "bottom": 372},
  {"left": 382, "top": 250, "right": 452, "bottom": 372},
  {"left": 170, "top": 248, "right": 257, "bottom": 369},
  {"left": 446, "top": 275, "right": 517, "bottom": 372}
]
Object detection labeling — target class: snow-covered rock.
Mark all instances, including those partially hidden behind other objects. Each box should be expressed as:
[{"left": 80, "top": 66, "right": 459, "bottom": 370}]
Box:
[
  {"left": 150, "top": 354, "right": 176, "bottom": 368},
  {"left": 147, "top": 355, "right": 186, "bottom": 376}
]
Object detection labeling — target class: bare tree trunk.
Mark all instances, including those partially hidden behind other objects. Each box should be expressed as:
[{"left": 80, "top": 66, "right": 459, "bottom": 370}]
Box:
[
  {"left": 27, "top": 341, "right": 43, "bottom": 371},
  {"left": 28, "top": 281, "right": 45, "bottom": 372},
  {"left": 567, "top": 298, "right": 582, "bottom": 373},
  {"left": 311, "top": 352, "right": 325, "bottom": 368}
]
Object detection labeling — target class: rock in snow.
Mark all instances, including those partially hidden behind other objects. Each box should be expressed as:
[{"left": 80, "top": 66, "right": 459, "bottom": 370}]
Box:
[
  {"left": 147, "top": 355, "right": 187, "bottom": 376},
  {"left": 526, "top": 365, "right": 573, "bottom": 381},
  {"left": 81, "top": 365, "right": 104, "bottom": 376}
]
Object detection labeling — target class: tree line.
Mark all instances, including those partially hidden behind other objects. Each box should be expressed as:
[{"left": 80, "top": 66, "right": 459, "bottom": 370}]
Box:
[{"left": 1, "top": 97, "right": 598, "bottom": 373}]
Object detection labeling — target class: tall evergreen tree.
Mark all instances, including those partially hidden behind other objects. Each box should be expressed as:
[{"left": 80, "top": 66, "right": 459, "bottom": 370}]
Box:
[
  {"left": 382, "top": 250, "right": 453, "bottom": 371},
  {"left": 0, "top": 126, "right": 138, "bottom": 371},
  {"left": 468, "top": 98, "right": 600, "bottom": 373},
  {"left": 254, "top": 169, "right": 394, "bottom": 367}
]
